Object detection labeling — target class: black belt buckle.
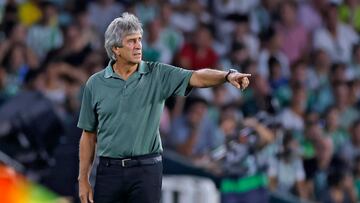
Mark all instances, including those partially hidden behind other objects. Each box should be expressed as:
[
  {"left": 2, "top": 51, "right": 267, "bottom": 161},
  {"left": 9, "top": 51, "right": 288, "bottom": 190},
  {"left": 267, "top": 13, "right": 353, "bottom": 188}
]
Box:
[{"left": 121, "top": 158, "right": 132, "bottom": 167}]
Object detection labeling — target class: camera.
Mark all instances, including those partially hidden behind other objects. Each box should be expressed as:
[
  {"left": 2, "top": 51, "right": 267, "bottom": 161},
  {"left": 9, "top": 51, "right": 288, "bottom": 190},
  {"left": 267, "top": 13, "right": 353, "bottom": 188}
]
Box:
[{"left": 0, "top": 91, "right": 63, "bottom": 172}]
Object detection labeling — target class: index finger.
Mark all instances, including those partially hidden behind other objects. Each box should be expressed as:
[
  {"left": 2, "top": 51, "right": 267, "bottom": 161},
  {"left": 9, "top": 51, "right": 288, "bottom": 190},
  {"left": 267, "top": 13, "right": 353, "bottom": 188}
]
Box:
[
  {"left": 81, "top": 195, "right": 88, "bottom": 203},
  {"left": 80, "top": 196, "right": 87, "bottom": 203}
]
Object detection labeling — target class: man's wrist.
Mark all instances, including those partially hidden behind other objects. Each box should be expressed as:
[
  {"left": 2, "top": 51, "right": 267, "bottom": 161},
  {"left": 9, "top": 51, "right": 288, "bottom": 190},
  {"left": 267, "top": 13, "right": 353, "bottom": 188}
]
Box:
[
  {"left": 225, "top": 69, "right": 237, "bottom": 82},
  {"left": 78, "top": 175, "right": 89, "bottom": 181}
]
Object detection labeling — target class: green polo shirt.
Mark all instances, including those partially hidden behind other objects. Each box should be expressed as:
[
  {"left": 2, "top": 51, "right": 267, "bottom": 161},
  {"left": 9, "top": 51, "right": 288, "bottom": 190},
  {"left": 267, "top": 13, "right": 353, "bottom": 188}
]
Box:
[{"left": 77, "top": 61, "right": 192, "bottom": 158}]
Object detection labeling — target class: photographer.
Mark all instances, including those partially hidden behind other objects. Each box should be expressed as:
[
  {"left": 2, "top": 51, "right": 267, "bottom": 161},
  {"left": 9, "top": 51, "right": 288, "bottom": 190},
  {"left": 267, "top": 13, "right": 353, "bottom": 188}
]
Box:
[
  {"left": 215, "top": 114, "right": 274, "bottom": 203},
  {"left": 268, "top": 131, "right": 307, "bottom": 200}
]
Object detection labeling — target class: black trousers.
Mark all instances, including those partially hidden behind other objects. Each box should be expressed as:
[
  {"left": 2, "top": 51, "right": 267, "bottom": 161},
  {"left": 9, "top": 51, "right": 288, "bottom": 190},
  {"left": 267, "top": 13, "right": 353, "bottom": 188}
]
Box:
[{"left": 94, "top": 155, "right": 163, "bottom": 203}]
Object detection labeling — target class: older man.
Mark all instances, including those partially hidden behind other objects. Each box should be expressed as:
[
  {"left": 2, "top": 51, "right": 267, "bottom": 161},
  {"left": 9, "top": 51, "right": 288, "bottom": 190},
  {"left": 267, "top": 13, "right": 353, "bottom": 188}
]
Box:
[{"left": 77, "top": 12, "right": 250, "bottom": 203}]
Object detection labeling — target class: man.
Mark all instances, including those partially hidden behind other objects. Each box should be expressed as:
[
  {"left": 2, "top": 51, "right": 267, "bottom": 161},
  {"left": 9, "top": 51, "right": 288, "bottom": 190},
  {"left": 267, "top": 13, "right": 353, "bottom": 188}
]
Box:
[{"left": 77, "top": 12, "right": 250, "bottom": 203}]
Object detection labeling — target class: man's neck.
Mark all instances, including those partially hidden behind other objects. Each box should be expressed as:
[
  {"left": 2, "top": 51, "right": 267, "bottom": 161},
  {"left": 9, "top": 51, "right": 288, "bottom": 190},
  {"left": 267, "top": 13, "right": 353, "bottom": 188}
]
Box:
[{"left": 113, "top": 60, "right": 139, "bottom": 80}]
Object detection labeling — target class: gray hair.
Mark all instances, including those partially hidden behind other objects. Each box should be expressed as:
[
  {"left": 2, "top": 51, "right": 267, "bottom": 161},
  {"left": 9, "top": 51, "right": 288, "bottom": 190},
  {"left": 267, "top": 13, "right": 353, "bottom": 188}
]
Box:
[{"left": 104, "top": 12, "right": 143, "bottom": 60}]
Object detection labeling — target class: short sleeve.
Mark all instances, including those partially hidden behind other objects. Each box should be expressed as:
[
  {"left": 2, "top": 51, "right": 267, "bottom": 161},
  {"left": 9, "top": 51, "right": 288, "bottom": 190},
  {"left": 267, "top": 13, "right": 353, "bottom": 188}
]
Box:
[
  {"left": 77, "top": 84, "right": 98, "bottom": 132},
  {"left": 159, "top": 63, "right": 193, "bottom": 99}
]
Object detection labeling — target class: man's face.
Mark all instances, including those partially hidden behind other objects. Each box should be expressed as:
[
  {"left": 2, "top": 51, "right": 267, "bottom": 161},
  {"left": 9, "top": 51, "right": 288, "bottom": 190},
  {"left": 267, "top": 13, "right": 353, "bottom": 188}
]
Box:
[{"left": 114, "top": 32, "right": 142, "bottom": 64}]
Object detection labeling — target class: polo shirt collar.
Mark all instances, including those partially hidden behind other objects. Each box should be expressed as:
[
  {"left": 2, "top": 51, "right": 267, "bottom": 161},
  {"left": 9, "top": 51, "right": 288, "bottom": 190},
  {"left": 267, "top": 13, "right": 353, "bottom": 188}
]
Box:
[
  {"left": 138, "top": 61, "right": 149, "bottom": 74},
  {"left": 104, "top": 60, "right": 115, "bottom": 78},
  {"left": 104, "top": 60, "right": 149, "bottom": 79}
]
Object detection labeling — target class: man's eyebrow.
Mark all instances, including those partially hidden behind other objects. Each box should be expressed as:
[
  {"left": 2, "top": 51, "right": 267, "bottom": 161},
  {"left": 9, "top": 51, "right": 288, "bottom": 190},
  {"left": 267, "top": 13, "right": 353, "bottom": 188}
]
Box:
[{"left": 127, "top": 36, "right": 142, "bottom": 40}]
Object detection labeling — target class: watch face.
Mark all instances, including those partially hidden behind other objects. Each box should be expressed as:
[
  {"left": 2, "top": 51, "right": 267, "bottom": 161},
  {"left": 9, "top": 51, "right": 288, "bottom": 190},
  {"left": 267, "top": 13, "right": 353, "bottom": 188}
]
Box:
[{"left": 230, "top": 69, "right": 237, "bottom": 73}]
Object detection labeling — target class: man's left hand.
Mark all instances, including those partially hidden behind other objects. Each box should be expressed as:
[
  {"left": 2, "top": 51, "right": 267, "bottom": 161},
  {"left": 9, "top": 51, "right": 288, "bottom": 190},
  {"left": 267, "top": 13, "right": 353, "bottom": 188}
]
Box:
[{"left": 228, "top": 72, "right": 251, "bottom": 90}]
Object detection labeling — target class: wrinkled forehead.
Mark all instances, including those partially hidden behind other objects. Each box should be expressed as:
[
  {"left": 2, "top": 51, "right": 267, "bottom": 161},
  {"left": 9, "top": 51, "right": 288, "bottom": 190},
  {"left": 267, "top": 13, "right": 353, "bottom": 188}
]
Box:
[{"left": 123, "top": 32, "right": 142, "bottom": 40}]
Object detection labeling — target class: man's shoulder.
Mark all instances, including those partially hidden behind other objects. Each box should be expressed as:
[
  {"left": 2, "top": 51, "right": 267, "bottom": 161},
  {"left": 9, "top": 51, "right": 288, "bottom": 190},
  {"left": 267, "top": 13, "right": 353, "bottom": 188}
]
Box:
[
  {"left": 85, "top": 69, "right": 106, "bottom": 87},
  {"left": 143, "top": 61, "right": 174, "bottom": 71},
  {"left": 143, "top": 61, "right": 162, "bottom": 69},
  {"left": 143, "top": 61, "right": 189, "bottom": 76}
]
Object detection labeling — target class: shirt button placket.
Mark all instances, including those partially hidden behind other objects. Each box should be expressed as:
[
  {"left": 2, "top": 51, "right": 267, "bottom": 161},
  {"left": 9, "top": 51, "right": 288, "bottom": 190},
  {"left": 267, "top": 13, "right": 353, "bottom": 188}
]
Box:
[{"left": 123, "top": 83, "right": 127, "bottom": 95}]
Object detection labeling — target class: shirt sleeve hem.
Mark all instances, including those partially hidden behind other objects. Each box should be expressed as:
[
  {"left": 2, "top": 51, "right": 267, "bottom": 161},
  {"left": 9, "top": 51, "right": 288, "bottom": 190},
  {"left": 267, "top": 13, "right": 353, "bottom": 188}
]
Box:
[
  {"left": 77, "top": 122, "right": 97, "bottom": 133},
  {"left": 181, "top": 71, "right": 194, "bottom": 96}
]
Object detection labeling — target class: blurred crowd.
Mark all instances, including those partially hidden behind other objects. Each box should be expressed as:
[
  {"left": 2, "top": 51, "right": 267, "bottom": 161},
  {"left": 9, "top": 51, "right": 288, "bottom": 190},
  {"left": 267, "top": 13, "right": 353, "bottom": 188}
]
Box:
[{"left": 1, "top": 0, "right": 360, "bottom": 202}]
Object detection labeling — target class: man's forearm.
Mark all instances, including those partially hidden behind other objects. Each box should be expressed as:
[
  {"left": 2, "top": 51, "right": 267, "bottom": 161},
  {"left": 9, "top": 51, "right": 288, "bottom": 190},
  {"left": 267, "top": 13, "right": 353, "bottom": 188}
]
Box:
[
  {"left": 190, "top": 69, "right": 227, "bottom": 88},
  {"left": 78, "top": 131, "right": 97, "bottom": 181}
]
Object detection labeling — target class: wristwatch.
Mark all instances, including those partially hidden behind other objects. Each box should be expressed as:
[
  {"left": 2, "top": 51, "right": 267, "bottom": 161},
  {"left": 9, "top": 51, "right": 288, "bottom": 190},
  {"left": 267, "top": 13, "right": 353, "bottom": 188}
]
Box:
[{"left": 225, "top": 69, "right": 238, "bottom": 82}]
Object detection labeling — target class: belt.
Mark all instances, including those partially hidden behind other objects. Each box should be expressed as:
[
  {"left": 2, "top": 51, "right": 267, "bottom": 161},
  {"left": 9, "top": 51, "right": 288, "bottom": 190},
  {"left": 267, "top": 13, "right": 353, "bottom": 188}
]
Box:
[{"left": 99, "top": 154, "right": 162, "bottom": 168}]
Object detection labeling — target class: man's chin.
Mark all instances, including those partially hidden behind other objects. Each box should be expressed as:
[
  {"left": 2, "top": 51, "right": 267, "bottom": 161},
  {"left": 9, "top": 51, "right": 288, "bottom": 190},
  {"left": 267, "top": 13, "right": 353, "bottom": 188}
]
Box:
[
  {"left": 125, "top": 59, "right": 141, "bottom": 65},
  {"left": 132, "top": 59, "right": 142, "bottom": 64}
]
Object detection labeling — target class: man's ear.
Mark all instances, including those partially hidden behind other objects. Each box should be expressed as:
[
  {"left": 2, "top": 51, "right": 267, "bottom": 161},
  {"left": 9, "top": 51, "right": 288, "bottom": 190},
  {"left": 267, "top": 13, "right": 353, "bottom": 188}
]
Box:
[
  {"left": 112, "top": 46, "right": 120, "bottom": 52},
  {"left": 112, "top": 46, "right": 121, "bottom": 55}
]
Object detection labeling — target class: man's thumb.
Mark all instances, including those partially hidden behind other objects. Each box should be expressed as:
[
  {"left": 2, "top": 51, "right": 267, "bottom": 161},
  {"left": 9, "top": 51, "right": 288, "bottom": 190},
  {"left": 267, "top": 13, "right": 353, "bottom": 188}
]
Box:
[
  {"left": 233, "top": 81, "right": 241, "bottom": 89},
  {"left": 89, "top": 190, "right": 94, "bottom": 203}
]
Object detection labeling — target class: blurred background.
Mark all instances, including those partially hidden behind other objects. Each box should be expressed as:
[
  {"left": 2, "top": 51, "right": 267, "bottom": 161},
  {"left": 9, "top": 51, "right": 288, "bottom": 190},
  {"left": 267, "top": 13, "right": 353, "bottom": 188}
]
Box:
[{"left": 0, "top": 0, "right": 360, "bottom": 202}]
